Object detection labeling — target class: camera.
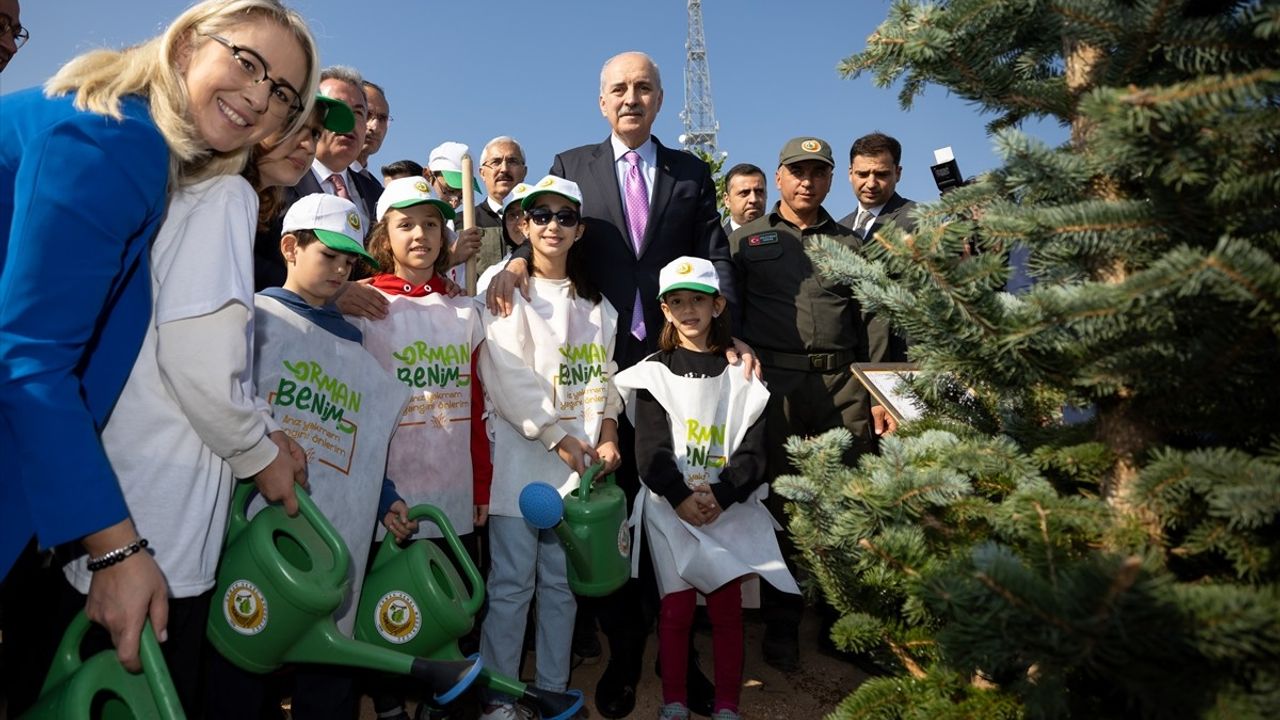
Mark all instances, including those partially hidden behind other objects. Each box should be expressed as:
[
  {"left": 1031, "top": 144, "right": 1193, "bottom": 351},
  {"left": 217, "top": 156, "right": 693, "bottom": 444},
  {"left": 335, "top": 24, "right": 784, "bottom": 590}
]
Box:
[{"left": 930, "top": 146, "right": 966, "bottom": 194}]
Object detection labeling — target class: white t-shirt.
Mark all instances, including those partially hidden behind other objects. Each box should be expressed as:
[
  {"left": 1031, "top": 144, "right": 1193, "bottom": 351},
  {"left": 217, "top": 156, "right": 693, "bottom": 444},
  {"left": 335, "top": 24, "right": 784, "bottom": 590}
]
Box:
[{"left": 65, "top": 175, "right": 272, "bottom": 597}]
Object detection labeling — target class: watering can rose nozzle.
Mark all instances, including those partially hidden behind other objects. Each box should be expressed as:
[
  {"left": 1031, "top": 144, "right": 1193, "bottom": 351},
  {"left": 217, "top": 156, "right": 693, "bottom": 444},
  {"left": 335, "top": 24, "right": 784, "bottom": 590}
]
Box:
[{"left": 517, "top": 462, "right": 629, "bottom": 597}]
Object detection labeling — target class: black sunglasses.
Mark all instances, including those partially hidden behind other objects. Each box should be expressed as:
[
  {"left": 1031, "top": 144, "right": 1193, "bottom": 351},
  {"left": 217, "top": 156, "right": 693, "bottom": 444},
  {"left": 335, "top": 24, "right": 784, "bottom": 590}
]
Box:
[{"left": 526, "top": 207, "right": 581, "bottom": 227}]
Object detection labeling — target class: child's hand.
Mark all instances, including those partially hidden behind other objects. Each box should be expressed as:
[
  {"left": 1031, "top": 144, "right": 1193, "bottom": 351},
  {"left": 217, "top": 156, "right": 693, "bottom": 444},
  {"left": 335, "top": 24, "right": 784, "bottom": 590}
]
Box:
[
  {"left": 383, "top": 500, "right": 419, "bottom": 542},
  {"left": 695, "top": 485, "right": 722, "bottom": 525},
  {"left": 596, "top": 439, "right": 622, "bottom": 475},
  {"left": 554, "top": 435, "right": 600, "bottom": 476},
  {"left": 675, "top": 493, "right": 709, "bottom": 527},
  {"left": 451, "top": 227, "right": 484, "bottom": 264},
  {"left": 441, "top": 275, "right": 464, "bottom": 297},
  {"left": 474, "top": 504, "right": 489, "bottom": 527}
]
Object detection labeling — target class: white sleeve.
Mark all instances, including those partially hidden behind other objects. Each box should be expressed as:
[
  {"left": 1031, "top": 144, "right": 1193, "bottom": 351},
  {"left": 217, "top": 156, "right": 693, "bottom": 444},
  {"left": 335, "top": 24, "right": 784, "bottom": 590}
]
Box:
[
  {"left": 479, "top": 303, "right": 566, "bottom": 450},
  {"left": 156, "top": 303, "right": 280, "bottom": 478},
  {"left": 152, "top": 176, "right": 258, "bottom": 326}
]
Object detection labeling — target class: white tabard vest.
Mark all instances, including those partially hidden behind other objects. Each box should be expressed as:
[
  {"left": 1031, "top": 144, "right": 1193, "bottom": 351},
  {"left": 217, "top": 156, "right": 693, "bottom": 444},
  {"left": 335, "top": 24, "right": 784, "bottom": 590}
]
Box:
[
  {"left": 253, "top": 295, "right": 410, "bottom": 635},
  {"left": 355, "top": 292, "right": 482, "bottom": 539},
  {"left": 484, "top": 281, "right": 617, "bottom": 518},
  {"left": 614, "top": 360, "right": 799, "bottom": 597}
]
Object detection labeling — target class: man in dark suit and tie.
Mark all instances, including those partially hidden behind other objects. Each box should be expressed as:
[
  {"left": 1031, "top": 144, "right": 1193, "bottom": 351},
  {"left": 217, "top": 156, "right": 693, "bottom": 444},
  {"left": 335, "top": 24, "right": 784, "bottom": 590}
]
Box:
[
  {"left": 353, "top": 80, "right": 390, "bottom": 189},
  {"left": 839, "top": 132, "right": 917, "bottom": 362},
  {"left": 253, "top": 67, "right": 381, "bottom": 291},
  {"left": 486, "top": 50, "right": 740, "bottom": 719},
  {"left": 722, "top": 162, "right": 767, "bottom": 238},
  {"left": 839, "top": 132, "right": 916, "bottom": 241}
]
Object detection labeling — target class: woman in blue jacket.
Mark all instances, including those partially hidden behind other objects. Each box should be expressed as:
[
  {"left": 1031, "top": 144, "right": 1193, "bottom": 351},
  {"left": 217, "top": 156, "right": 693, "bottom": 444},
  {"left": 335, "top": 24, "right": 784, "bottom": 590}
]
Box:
[{"left": 0, "top": 0, "right": 319, "bottom": 701}]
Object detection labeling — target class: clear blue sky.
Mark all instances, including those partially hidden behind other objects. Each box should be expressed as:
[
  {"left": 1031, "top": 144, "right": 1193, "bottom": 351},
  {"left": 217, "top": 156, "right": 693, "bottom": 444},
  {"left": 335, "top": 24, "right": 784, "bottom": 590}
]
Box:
[{"left": 3, "top": 0, "right": 1065, "bottom": 219}]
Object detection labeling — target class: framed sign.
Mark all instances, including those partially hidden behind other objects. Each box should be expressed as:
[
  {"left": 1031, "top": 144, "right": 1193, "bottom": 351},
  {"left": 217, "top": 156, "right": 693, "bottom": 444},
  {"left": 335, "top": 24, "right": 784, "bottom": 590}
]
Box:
[{"left": 851, "top": 363, "right": 923, "bottom": 424}]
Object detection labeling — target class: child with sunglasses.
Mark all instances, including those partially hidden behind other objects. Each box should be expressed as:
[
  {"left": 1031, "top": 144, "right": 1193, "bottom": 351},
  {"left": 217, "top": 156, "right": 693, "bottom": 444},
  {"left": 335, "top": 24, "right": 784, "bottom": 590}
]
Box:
[
  {"left": 476, "top": 176, "right": 622, "bottom": 720},
  {"left": 614, "top": 256, "right": 798, "bottom": 720}
]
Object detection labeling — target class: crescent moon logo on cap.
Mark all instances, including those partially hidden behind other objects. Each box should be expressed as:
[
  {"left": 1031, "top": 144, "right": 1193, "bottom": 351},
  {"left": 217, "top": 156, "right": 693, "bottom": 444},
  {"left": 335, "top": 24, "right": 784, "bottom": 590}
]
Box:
[
  {"left": 538, "top": 177, "right": 556, "bottom": 187},
  {"left": 414, "top": 180, "right": 429, "bottom": 193},
  {"left": 347, "top": 212, "right": 361, "bottom": 231},
  {"left": 801, "top": 140, "right": 822, "bottom": 152},
  {"left": 677, "top": 262, "right": 692, "bottom": 275}
]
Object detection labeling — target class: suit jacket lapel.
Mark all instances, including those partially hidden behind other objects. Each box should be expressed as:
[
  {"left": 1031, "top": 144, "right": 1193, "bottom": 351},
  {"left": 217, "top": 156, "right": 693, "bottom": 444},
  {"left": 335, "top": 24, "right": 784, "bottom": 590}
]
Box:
[
  {"left": 642, "top": 139, "right": 675, "bottom": 258},
  {"left": 295, "top": 171, "right": 323, "bottom": 198},
  {"left": 870, "top": 193, "right": 905, "bottom": 236},
  {"left": 588, "top": 138, "right": 630, "bottom": 255}
]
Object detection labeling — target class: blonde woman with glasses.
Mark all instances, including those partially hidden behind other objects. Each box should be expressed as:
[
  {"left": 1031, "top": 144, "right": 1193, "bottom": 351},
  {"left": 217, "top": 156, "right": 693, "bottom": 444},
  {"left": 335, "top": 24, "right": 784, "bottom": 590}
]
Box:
[{"left": 0, "top": 1, "right": 318, "bottom": 714}]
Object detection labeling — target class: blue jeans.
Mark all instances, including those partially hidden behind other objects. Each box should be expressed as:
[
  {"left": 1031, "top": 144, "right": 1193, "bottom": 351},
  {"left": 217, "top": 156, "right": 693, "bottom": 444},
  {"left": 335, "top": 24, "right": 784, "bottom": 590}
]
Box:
[{"left": 480, "top": 514, "right": 576, "bottom": 698}]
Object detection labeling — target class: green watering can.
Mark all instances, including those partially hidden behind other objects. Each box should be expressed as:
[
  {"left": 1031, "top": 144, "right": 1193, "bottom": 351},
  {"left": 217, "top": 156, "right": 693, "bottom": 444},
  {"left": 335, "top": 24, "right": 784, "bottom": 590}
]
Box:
[
  {"left": 21, "top": 611, "right": 183, "bottom": 719},
  {"left": 355, "top": 504, "right": 585, "bottom": 720},
  {"left": 206, "top": 482, "right": 481, "bottom": 704},
  {"left": 519, "top": 462, "right": 630, "bottom": 597}
]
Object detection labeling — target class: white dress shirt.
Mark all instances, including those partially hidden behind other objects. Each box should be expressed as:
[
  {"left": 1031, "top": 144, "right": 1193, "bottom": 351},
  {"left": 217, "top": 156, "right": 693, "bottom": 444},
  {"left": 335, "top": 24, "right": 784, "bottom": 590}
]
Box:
[
  {"left": 310, "top": 158, "right": 369, "bottom": 232},
  {"left": 611, "top": 134, "right": 657, "bottom": 207}
]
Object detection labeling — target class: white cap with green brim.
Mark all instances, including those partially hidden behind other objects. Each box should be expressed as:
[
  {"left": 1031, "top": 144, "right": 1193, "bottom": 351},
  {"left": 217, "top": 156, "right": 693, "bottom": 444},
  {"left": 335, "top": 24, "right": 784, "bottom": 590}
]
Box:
[
  {"left": 428, "top": 141, "right": 484, "bottom": 194},
  {"left": 520, "top": 175, "right": 583, "bottom": 210},
  {"left": 281, "top": 193, "right": 379, "bottom": 268},
  {"left": 658, "top": 256, "right": 719, "bottom": 298},
  {"left": 501, "top": 182, "right": 534, "bottom": 215},
  {"left": 376, "top": 176, "right": 457, "bottom": 223}
]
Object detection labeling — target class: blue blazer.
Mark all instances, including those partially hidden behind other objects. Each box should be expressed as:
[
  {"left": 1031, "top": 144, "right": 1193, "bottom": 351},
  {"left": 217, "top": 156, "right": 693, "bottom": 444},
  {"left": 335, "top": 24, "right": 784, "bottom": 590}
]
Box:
[{"left": 0, "top": 88, "right": 170, "bottom": 578}]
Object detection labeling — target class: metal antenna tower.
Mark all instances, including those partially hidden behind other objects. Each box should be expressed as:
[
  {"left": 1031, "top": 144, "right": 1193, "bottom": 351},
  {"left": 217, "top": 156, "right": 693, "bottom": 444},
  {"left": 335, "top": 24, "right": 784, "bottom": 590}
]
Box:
[{"left": 679, "top": 0, "right": 719, "bottom": 156}]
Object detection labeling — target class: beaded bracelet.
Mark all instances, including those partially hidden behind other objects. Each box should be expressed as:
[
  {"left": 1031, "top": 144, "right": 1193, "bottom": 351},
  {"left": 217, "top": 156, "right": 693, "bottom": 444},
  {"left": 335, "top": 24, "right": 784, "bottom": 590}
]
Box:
[{"left": 86, "top": 538, "right": 149, "bottom": 572}]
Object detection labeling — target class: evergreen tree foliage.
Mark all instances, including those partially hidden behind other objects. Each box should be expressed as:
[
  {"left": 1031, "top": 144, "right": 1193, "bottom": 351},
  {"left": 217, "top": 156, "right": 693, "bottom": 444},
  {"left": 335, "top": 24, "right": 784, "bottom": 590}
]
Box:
[{"left": 778, "top": 1, "right": 1280, "bottom": 717}]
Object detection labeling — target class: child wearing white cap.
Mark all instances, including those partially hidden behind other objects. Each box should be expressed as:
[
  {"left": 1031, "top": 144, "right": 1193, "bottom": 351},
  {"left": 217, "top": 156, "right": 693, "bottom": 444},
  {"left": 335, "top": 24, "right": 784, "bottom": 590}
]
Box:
[
  {"left": 426, "top": 140, "right": 486, "bottom": 287},
  {"left": 212, "top": 193, "right": 412, "bottom": 715},
  {"left": 475, "top": 182, "right": 532, "bottom": 295},
  {"left": 476, "top": 176, "right": 622, "bottom": 719},
  {"left": 612, "top": 256, "right": 798, "bottom": 720}
]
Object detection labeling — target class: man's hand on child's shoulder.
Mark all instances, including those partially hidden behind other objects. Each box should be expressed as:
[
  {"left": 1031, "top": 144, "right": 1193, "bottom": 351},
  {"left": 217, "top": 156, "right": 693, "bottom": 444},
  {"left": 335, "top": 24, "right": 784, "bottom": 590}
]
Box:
[{"left": 335, "top": 280, "right": 389, "bottom": 319}]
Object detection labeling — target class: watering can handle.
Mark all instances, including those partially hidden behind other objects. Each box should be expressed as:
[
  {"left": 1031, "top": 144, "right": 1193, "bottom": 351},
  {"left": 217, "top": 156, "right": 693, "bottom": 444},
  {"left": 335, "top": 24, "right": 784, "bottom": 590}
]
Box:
[
  {"left": 39, "top": 610, "right": 92, "bottom": 694},
  {"left": 39, "top": 612, "right": 184, "bottom": 719},
  {"left": 139, "top": 619, "right": 184, "bottom": 720},
  {"left": 228, "top": 480, "right": 349, "bottom": 590},
  {"left": 294, "top": 484, "right": 352, "bottom": 590},
  {"left": 402, "top": 504, "right": 486, "bottom": 617},
  {"left": 577, "top": 461, "right": 605, "bottom": 502}
]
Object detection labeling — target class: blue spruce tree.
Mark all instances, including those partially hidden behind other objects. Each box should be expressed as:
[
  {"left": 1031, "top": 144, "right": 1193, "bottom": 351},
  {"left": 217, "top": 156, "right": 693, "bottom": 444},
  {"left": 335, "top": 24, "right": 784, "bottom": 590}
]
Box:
[{"left": 777, "top": 1, "right": 1280, "bottom": 717}]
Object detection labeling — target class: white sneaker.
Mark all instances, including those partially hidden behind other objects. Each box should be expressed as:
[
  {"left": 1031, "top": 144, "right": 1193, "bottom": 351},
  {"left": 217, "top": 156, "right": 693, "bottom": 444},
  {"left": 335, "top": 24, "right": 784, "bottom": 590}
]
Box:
[{"left": 478, "top": 703, "right": 533, "bottom": 720}]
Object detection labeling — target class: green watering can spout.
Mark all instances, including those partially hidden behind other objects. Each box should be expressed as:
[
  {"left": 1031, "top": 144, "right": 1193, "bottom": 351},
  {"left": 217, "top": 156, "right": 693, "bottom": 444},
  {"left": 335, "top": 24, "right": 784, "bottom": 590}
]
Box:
[
  {"left": 208, "top": 481, "right": 481, "bottom": 703},
  {"left": 22, "top": 611, "right": 183, "bottom": 719},
  {"left": 518, "top": 462, "right": 631, "bottom": 597}
]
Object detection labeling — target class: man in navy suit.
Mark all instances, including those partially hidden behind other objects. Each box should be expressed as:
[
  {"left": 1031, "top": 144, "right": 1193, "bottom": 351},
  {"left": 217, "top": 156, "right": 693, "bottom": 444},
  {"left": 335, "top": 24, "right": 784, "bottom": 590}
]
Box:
[
  {"left": 253, "top": 67, "right": 382, "bottom": 291},
  {"left": 838, "top": 132, "right": 917, "bottom": 362},
  {"left": 487, "top": 51, "right": 739, "bottom": 718}
]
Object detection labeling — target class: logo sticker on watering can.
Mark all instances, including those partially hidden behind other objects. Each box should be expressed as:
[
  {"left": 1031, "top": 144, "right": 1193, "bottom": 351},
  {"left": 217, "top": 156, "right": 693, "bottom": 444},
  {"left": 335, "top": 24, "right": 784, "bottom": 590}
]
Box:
[
  {"left": 617, "top": 520, "right": 631, "bottom": 558},
  {"left": 224, "top": 580, "right": 269, "bottom": 635},
  {"left": 374, "top": 591, "right": 422, "bottom": 644}
]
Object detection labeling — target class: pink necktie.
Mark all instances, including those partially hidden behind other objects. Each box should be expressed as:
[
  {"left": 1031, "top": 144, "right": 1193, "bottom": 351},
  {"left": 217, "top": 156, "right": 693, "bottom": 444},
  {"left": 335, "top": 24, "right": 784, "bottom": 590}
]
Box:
[
  {"left": 329, "top": 173, "right": 351, "bottom": 200},
  {"left": 623, "top": 151, "right": 648, "bottom": 341}
]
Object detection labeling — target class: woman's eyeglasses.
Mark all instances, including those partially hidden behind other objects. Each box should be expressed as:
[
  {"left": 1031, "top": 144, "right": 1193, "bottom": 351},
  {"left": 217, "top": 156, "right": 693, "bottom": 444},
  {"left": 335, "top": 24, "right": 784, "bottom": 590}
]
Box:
[
  {"left": 0, "top": 16, "right": 28, "bottom": 49},
  {"left": 203, "top": 33, "right": 303, "bottom": 119}
]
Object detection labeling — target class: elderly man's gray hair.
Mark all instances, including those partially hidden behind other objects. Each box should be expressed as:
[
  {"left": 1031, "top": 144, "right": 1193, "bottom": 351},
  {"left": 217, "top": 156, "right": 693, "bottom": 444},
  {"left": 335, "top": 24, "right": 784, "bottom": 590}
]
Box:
[
  {"left": 482, "top": 136, "right": 525, "bottom": 163},
  {"left": 598, "top": 51, "right": 662, "bottom": 94}
]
